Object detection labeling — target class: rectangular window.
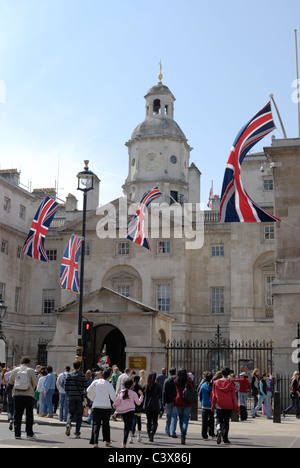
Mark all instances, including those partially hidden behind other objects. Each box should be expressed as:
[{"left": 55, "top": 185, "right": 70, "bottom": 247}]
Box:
[
  {"left": 264, "top": 225, "right": 274, "bottom": 241},
  {"left": 45, "top": 249, "right": 57, "bottom": 261},
  {"left": 117, "top": 242, "right": 130, "bottom": 256},
  {"left": 3, "top": 197, "right": 11, "bottom": 213},
  {"left": 157, "top": 241, "right": 171, "bottom": 255},
  {"left": 211, "top": 245, "right": 224, "bottom": 257},
  {"left": 263, "top": 178, "right": 273, "bottom": 191},
  {"left": 84, "top": 242, "right": 91, "bottom": 257},
  {"left": 157, "top": 284, "right": 170, "bottom": 312},
  {"left": 43, "top": 290, "right": 55, "bottom": 315},
  {"left": 211, "top": 287, "right": 224, "bottom": 314},
  {"left": 0, "top": 283, "right": 5, "bottom": 300},
  {"left": 14, "top": 287, "right": 21, "bottom": 313},
  {"left": 1, "top": 240, "right": 8, "bottom": 254},
  {"left": 117, "top": 286, "right": 130, "bottom": 297},
  {"left": 19, "top": 205, "right": 26, "bottom": 220},
  {"left": 265, "top": 276, "right": 275, "bottom": 307}
]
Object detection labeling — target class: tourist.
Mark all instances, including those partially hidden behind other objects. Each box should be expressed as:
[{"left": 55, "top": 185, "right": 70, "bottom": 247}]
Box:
[
  {"left": 42, "top": 365, "right": 56, "bottom": 418},
  {"left": 162, "top": 367, "right": 177, "bottom": 438},
  {"left": 65, "top": 361, "right": 88, "bottom": 438},
  {"left": 36, "top": 369, "right": 47, "bottom": 415},
  {"left": 9, "top": 356, "right": 38, "bottom": 440},
  {"left": 199, "top": 371, "right": 215, "bottom": 440},
  {"left": 251, "top": 373, "right": 272, "bottom": 420},
  {"left": 144, "top": 372, "right": 162, "bottom": 442},
  {"left": 251, "top": 368, "right": 260, "bottom": 409},
  {"left": 211, "top": 367, "right": 240, "bottom": 445},
  {"left": 113, "top": 378, "right": 143, "bottom": 448},
  {"left": 56, "top": 366, "right": 70, "bottom": 422},
  {"left": 172, "top": 368, "right": 195, "bottom": 445},
  {"left": 234, "top": 372, "right": 250, "bottom": 420},
  {"left": 283, "top": 371, "right": 300, "bottom": 418},
  {"left": 87, "top": 367, "right": 116, "bottom": 448},
  {"left": 129, "top": 375, "right": 144, "bottom": 443}
]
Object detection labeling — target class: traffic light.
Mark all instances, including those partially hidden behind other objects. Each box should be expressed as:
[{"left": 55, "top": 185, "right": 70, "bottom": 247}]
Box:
[{"left": 82, "top": 321, "right": 93, "bottom": 343}]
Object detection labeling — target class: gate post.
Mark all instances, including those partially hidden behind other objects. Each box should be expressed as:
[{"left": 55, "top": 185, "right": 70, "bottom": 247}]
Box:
[{"left": 273, "top": 391, "right": 281, "bottom": 423}]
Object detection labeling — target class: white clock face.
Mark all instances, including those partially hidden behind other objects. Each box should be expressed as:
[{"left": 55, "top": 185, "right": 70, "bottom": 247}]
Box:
[{"left": 141, "top": 152, "right": 162, "bottom": 171}]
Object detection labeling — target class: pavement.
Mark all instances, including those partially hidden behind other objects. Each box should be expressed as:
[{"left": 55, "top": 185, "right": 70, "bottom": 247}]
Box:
[{"left": 0, "top": 410, "right": 300, "bottom": 449}]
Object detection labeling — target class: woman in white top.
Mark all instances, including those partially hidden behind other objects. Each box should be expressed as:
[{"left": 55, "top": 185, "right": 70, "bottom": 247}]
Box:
[{"left": 87, "top": 368, "right": 116, "bottom": 448}]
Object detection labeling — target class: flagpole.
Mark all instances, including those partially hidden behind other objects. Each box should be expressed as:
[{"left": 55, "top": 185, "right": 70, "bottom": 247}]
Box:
[
  {"left": 295, "top": 29, "right": 300, "bottom": 138},
  {"left": 269, "top": 94, "right": 287, "bottom": 139}
]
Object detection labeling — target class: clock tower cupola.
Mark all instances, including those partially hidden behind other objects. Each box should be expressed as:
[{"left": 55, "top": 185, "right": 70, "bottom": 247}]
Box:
[{"left": 123, "top": 66, "right": 200, "bottom": 205}]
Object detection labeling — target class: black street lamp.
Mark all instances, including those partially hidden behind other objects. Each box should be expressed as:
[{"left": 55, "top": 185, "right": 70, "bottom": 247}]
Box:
[
  {"left": 76, "top": 161, "right": 95, "bottom": 363},
  {"left": 0, "top": 295, "right": 7, "bottom": 348}
]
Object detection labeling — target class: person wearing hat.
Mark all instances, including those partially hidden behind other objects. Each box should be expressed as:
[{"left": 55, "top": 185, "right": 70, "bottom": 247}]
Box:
[
  {"left": 234, "top": 372, "right": 250, "bottom": 407},
  {"left": 211, "top": 367, "right": 240, "bottom": 444},
  {"left": 234, "top": 372, "right": 251, "bottom": 421}
]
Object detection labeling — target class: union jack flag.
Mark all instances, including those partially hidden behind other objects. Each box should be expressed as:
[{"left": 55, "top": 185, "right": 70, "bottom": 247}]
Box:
[
  {"left": 23, "top": 196, "right": 59, "bottom": 262},
  {"left": 219, "top": 102, "right": 281, "bottom": 223},
  {"left": 126, "top": 187, "right": 162, "bottom": 251},
  {"left": 60, "top": 235, "right": 82, "bottom": 293}
]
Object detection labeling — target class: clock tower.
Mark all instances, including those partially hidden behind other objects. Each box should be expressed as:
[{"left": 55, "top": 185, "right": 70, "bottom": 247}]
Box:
[{"left": 123, "top": 69, "right": 200, "bottom": 205}]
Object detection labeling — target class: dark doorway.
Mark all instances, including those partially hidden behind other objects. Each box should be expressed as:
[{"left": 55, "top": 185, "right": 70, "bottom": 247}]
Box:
[{"left": 85, "top": 324, "right": 126, "bottom": 372}]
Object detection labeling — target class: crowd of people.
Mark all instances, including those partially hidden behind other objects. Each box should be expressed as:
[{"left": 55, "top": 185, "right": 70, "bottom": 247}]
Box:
[{"left": 0, "top": 358, "right": 297, "bottom": 447}]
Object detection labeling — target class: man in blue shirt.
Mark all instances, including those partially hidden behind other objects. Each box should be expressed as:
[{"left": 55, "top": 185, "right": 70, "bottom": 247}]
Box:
[{"left": 42, "top": 366, "right": 56, "bottom": 417}]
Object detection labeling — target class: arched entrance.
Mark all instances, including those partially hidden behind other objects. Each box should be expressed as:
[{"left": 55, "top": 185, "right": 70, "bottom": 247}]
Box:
[{"left": 85, "top": 324, "right": 126, "bottom": 372}]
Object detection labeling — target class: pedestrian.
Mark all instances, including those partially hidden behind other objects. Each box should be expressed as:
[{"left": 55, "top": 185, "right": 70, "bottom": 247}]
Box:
[
  {"left": 251, "top": 368, "right": 260, "bottom": 409},
  {"left": 109, "top": 366, "right": 121, "bottom": 390},
  {"left": 129, "top": 375, "right": 144, "bottom": 443},
  {"left": 234, "top": 372, "right": 250, "bottom": 420},
  {"left": 144, "top": 372, "right": 162, "bottom": 443},
  {"left": 113, "top": 378, "right": 143, "bottom": 448},
  {"left": 162, "top": 367, "right": 177, "bottom": 438},
  {"left": 115, "top": 368, "right": 131, "bottom": 395},
  {"left": 42, "top": 365, "right": 56, "bottom": 418},
  {"left": 283, "top": 371, "right": 300, "bottom": 418},
  {"left": 3, "top": 369, "right": 14, "bottom": 431},
  {"left": 36, "top": 369, "right": 47, "bottom": 415},
  {"left": 262, "top": 375, "right": 274, "bottom": 416},
  {"left": 139, "top": 369, "right": 147, "bottom": 388},
  {"left": 199, "top": 371, "right": 215, "bottom": 440},
  {"left": 56, "top": 366, "right": 70, "bottom": 422},
  {"left": 211, "top": 367, "right": 240, "bottom": 445},
  {"left": 9, "top": 356, "right": 38, "bottom": 440},
  {"left": 65, "top": 361, "right": 88, "bottom": 439},
  {"left": 156, "top": 368, "right": 168, "bottom": 417},
  {"left": 172, "top": 368, "right": 195, "bottom": 445},
  {"left": 251, "top": 373, "right": 272, "bottom": 420},
  {"left": 87, "top": 367, "right": 116, "bottom": 448}
]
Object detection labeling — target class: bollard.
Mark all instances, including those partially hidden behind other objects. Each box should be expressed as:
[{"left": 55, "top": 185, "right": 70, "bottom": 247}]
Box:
[{"left": 273, "top": 391, "right": 281, "bottom": 423}]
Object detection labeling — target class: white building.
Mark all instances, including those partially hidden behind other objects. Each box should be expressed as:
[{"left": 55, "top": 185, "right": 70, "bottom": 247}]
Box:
[{"left": 0, "top": 75, "right": 280, "bottom": 375}]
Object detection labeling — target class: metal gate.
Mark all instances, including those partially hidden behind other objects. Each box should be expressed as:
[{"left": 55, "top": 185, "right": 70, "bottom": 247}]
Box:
[{"left": 165, "top": 326, "right": 273, "bottom": 385}]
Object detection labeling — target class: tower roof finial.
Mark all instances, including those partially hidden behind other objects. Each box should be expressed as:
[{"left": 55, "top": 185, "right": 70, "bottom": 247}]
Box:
[{"left": 158, "top": 60, "right": 163, "bottom": 84}]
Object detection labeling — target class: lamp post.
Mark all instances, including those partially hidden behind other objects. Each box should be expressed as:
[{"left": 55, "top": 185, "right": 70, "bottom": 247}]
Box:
[
  {"left": 0, "top": 295, "right": 7, "bottom": 365},
  {"left": 76, "top": 161, "right": 95, "bottom": 363}
]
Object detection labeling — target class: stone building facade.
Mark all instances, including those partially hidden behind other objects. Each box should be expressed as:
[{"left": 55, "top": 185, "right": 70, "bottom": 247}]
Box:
[{"left": 1, "top": 76, "right": 293, "bottom": 375}]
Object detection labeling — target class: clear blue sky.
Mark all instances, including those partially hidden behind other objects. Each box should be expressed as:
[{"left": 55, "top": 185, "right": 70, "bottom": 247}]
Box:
[{"left": 0, "top": 0, "right": 299, "bottom": 206}]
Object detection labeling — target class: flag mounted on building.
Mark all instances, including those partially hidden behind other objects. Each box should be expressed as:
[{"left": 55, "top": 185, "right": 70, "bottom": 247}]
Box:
[
  {"left": 60, "top": 234, "right": 82, "bottom": 293},
  {"left": 126, "top": 186, "right": 162, "bottom": 251},
  {"left": 219, "top": 102, "right": 281, "bottom": 223},
  {"left": 207, "top": 181, "right": 213, "bottom": 209},
  {"left": 23, "top": 196, "right": 59, "bottom": 262}
]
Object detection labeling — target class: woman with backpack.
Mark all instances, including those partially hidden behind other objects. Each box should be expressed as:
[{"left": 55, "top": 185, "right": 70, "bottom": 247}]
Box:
[{"left": 172, "top": 368, "right": 195, "bottom": 445}]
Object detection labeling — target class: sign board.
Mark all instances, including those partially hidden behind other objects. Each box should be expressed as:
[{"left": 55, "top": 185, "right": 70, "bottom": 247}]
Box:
[{"left": 129, "top": 357, "right": 146, "bottom": 370}]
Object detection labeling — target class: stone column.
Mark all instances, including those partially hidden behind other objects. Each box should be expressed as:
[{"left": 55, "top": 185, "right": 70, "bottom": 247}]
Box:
[{"left": 264, "top": 138, "right": 300, "bottom": 375}]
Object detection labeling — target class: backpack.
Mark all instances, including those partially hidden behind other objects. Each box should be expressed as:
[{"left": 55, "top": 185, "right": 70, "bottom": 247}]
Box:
[
  {"left": 14, "top": 367, "right": 30, "bottom": 391},
  {"left": 182, "top": 383, "right": 197, "bottom": 405}
]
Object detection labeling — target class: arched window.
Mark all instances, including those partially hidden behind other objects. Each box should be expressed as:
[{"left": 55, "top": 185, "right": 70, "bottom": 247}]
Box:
[{"left": 153, "top": 99, "right": 161, "bottom": 115}]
